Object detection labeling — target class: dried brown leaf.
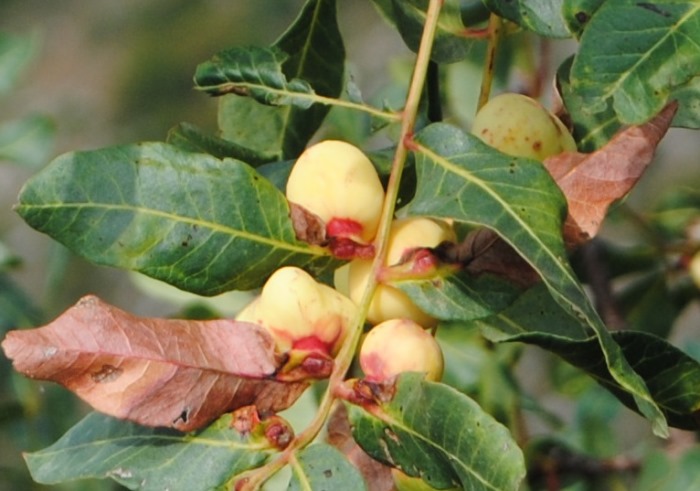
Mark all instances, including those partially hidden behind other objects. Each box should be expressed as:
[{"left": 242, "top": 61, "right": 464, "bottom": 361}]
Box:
[
  {"left": 545, "top": 102, "right": 678, "bottom": 247},
  {"left": 1, "top": 295, "right": 308, "bottom": 432}
]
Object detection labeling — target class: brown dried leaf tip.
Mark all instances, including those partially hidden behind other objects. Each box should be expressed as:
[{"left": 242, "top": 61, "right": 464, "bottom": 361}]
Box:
[
  {"left": 1, "top": 295, "right": 309, "bottom": 432},
  {"left": 545, "top": 102, "right": 678, "bottom": 247}
]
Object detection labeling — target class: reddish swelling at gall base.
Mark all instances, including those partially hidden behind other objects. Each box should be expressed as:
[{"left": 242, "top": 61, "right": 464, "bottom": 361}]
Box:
[
  {"left": 326, "top": 217, "right": 364, "bottom": 239},
  {"left": 236, "top": 267, "right": 357, "bottom": 357},
  {"left": 292, "top": 334, "right": 337, "bottom": 354},
  {"left": 286, "top": 140, "right": 385, "bottom": 246},
  {"left": 328, "top": 237, "right": 375, "bottom": 260},
  {"left": 347, "top": 217, "right": 455, "bottom": 327},
  {"left": 326, "top": 219, "right": 376, "bottom": 259}
]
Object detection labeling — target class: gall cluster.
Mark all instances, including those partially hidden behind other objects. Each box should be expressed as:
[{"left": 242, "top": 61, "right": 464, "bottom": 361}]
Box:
[{"left": 236, "top": 93, "right": 577, "bottom": 384}]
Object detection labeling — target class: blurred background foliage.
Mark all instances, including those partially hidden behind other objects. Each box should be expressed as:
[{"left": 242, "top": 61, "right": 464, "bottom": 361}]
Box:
[{"left": 1, "top": 1, "right": 699, "bottom": 490}]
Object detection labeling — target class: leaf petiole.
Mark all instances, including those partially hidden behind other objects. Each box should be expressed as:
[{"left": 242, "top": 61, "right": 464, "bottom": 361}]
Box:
[{"left": 196, "top": 82, "right": 402, "bottom": 123}]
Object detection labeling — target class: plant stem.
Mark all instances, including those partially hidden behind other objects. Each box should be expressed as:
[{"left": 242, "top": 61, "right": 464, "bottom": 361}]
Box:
[
  {"left": 234, "top": 1, "right": 444, "bottom": 489},
  {"left": 477, "top": 13, "right": 503, "bottom": 112}
]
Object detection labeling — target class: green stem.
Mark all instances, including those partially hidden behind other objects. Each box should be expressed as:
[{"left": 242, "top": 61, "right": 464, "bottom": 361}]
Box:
[
  {"left": 234, "top": 1, "right": 444, "bottom": 489},
  {"left": 477, "top": 14, "right": 503, "bottom": 112}
]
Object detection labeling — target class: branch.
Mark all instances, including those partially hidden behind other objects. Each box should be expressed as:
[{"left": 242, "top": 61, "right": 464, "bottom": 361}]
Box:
[{"left": 233, "top": 1, "right": 445, "bottom": 488}]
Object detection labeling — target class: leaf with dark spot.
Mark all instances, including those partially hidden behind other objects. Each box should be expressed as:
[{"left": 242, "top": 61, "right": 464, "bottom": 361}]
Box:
[{"left": 1, "top": 295, "right": 309, "bottom": 432}]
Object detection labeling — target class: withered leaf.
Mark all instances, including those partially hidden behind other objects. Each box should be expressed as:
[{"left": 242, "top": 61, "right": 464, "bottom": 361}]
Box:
[
  {"left": 1, "top": 295, "right": 308, "bottom": 432},
  {"left": 545, "top": 102, "right": 678, "bottom": 247},
  {"left": 437, "top": 104, "right": 677, "bottom": 286}
]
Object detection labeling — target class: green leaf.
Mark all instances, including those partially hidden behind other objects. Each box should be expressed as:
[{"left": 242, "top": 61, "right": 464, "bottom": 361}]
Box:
[
  {"left": 288, "top": 444, "right": 367, "bottom": 490},
  {"left": 558, "top": 55, "right": 620, "bottom": 151},
  {"left": 373, "top": 0, "right": 476, "bottom": 64},
  {"left": 25, "top": 412, "right": 274, "bottom": 490},
  {"left": 166, "top": 122, "right": 278, "bottom": 165},
  {"left": 0, "top": 114, "right": 55, "bottom": 168},
  {"left": 347, "top": 373, "right": 526, "bottom": 491},
  {"left": 484, "top": 0, "right": 571, "bottom": 38},
  {"left": 195, "top": 46, "right": 315, "bottom": 107},
  {"left": 404, "top": 123, "right": 667, "bottom": 436},
  {"left": 216, "top": 0, "right": 345, "bottom": 159},
  {"left": 394, "top": 271, "right": 521, "bottom": 323},
  {"left": 15, "top": 142, "right": 337, "bottom": 295},
  {"left": 570, "top": 1, "right": 700, "bottom": 128},
  {"left": 0, "top": 31, "right": 39, "bottom": 95},
  {"left": 476, "top": 284, "right": 700, "bottom": 431}
]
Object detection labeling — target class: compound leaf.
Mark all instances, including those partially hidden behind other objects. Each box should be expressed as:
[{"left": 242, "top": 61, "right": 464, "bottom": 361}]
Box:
[
  {"left": 347, "top": 373, "right": 526, "bottom": 491},
  {"left": 561, "top": 0, "right": 605, "bottom": 37},
  {"left": 558, "top": 55, "right": 620, "bottom": 151},
  {"left": 195, "top": 46, "right": 315, "bottom": 107},
  {"left": 15, "top": 142, "right": 337, "bottom": 295},
  {"left": 215, "top": 0, "right": 345, "bottom": 159}
]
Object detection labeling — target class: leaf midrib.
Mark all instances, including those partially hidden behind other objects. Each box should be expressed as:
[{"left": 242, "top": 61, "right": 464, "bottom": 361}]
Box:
[
  {"left": 368, "top": 405, "right": 505, "bottom": 490},
  {"left": 17, "top": 201, "right": 326, "bottom": 256},
  {"left": 29, "top": 432, "right": 268, "bottom": 460},
  {"left": 414, "top": 138, "right": 666, "bottom": 427},
  {"left": 414, "top": 142, "right": 579, "bottom": 295}
]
